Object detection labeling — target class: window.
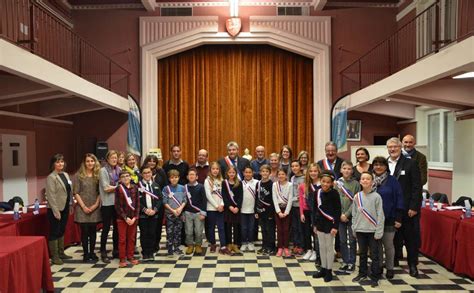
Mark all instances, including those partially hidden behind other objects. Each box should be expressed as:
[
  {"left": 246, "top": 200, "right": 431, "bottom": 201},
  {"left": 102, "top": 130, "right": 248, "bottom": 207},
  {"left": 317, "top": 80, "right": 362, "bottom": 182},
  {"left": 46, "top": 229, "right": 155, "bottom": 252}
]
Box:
[
  {"left": 277, "top": 7, "right": 307, "bottom": 16},
  {"left": 427, "top": 109, "right": 454, "bottom": 168},
  {"left": 161, "top": 8, "right": 192, "bottom": 16}
]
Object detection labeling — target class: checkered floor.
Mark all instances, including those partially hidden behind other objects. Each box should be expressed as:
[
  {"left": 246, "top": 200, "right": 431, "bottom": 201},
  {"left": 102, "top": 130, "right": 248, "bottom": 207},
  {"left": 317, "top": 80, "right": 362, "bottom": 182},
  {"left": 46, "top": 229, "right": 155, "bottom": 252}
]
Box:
[{"left": 52, "top": 230, "right": 474, "bottom": 292}]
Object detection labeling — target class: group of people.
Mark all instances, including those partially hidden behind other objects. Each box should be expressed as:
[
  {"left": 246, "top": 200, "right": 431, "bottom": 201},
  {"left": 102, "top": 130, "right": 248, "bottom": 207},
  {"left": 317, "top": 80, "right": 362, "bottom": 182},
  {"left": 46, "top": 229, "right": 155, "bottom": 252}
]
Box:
[{"left": 45, "top": 134, "right": 426, "bottom": 287}]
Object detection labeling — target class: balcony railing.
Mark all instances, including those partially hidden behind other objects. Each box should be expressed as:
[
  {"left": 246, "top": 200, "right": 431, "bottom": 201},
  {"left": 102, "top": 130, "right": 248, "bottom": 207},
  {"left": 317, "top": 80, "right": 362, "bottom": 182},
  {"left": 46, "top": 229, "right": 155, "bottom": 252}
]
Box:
[
  {"left": 0, "top": 0, "right": 130, "bottom": 98},
  {"left": 341, "top": 0, "right": 474, "bottom": 96}
]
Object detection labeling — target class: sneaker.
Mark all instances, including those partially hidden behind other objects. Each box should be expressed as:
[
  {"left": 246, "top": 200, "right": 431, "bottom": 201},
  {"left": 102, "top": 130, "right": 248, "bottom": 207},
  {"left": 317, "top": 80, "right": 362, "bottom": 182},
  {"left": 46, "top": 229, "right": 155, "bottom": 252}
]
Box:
[
  {"left": 174, "top": 249, "right": 185, "bottom": 256},
  {"left": 312, "top": 268, "right": 326, "bottom": 278},
  {"left": 369, "top": 277, "right": 379, "bottom": 288},
  {"left": 119, "top": 259, "right": 128, "bottom": 268},
  {"left": 303, "top": 250, "right": 313, "bottom": 260},
  {"left": 386, "top": 269, "right": 394, "bottom": 279},
  {"left": 167, "top": 250, "right": 174, "bottom": 258},
  {"left": 128, "top": 258, "right": 139, "bottom": 265},
  {"left": 248, "top": 243, "right": 255, "bottom": 251},
  {"left": 352, "top": 274, "right": 367, "bottom": 282},
  {"left": 295, "top": 247, "right": 304, "bottom": 256},
  {"left": 338, "top": 264, "right": 349, "bottom": 273},
  {"left": 257, "top": 248, "right": 264, "bottom": 254},
  {"left": 309, "top": 251, "right": 317, "bottom": 261},
  {"left": 283, "top": 248, "right": 291, "bottom": 257},
  {"left": 210, "top": 244, "right": 217, "bottom": 253},
  {"left": 324, "top": 269, "right": 333, "bottom": 282},
  {"left": 240, "top": 243, "right": 248, "bottom": 252},
  {"left": 276, "top": 248, "right": 283, "bottom": 257},
  {"left": 219, "top": 247, "right": 233, "bottom": 255},
  {"left": 346, "top": 264, "right": 355, "bottom": 272}
]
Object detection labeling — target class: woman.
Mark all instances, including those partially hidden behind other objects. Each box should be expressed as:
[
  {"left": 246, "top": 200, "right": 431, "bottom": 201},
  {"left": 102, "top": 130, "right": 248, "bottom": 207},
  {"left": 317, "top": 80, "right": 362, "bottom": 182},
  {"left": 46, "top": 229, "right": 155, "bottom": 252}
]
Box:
[
  {"left": 279, "top": 145, "right": 293, "bottom": 178},
  {"left": 99, "top": 150, "right": 121, "bottom": 263},
  {"left": 269, "top": 153, "right": 280, "bottom": 182},
  {"left": 117, "top": 151, "right": 126, "bottom": 169},
  {"left": 74, "top": 153, "right": 102, "bottom": 262},
  {"left": 297, "top": 150, "right": 310, "bottom": 174},
  {"left": 142, "top": 155, "right": 168, "bottom": 189},
  {"left": 353, "top": 147, "right": 372, "bottom": 181},
  {"left": 123, "top": 153, "right": 140, "bottom": 184},
  {"left": 371, "top": 156, "right": 404, "bottom": 280},
  {"left": 46, "top": 154, "right": 73, "bottom": 265}
]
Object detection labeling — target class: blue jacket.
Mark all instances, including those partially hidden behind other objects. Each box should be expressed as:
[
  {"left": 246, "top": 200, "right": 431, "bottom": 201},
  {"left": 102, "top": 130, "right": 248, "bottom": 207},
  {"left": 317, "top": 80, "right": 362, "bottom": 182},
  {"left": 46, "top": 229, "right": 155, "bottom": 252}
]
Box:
[{"left": 375, "top": 175, "right": 404, "bottom": 226}]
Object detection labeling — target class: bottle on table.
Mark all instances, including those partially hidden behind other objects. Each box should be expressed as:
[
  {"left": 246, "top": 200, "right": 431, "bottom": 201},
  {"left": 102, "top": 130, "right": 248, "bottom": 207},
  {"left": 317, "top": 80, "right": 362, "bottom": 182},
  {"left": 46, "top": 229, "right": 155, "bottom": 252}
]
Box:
[
  {"left": 34, "top": 198, "right": 40, "bottom": 215},
  {"left": 465, "top": 200, "right": 472, "bottom": 219},
  {"left": 13, "top": 202, "right": 20, "bottom": 220}
]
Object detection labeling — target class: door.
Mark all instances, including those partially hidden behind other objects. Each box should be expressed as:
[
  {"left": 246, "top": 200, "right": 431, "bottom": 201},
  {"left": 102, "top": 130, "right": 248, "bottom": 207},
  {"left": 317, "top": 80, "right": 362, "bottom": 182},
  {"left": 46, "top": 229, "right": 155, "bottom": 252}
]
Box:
[{"left": 1, "top": 134, "right": 28, "bottom": 205}]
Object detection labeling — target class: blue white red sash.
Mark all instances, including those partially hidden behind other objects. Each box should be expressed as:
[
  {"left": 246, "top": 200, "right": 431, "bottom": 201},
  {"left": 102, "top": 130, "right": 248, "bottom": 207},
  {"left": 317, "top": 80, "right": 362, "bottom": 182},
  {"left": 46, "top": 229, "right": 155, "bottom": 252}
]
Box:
[
  {"left": 119, "top": 184, "right": 135, "bottom": 211},
  {"left": 224, "top": 179, "right": 238, "bottom": 205},
  {"left": 276, "top": 182, "right": 288, "bottom": 204},
  {"left": 207, "top": 179, "right": 223, "bottom": 199},
  {"left": 138, "top": 182, "right": 160, "bottom": 200},
  {"left": 316, "top": 189, "right": 334, "bottom": 223},
  {"left": 166, "top": 186, "right": 181, "bottom": 207},
  {"left": 185, "top": 184, "right": 204, "bottom": 214},
  {"left": 224, "top": 156, "right": 242, "bottom": 180},
  {"left": 322, "top": 158, "right": 339, "bottom": 179},
  {"left": 243, "top": 180, "right": 256, "bottom": 199},
  {"left": 256, "top": 181, "right": 271, "bottom": 207},
  {"left": 310, "top": 183, "right": 319, "bottom": 193},
  {"left": 337, "top": 179, "right": 354, "bottom": 201},
  {"left": 356, "top": 191, "right": 378, "bottom": 227}
]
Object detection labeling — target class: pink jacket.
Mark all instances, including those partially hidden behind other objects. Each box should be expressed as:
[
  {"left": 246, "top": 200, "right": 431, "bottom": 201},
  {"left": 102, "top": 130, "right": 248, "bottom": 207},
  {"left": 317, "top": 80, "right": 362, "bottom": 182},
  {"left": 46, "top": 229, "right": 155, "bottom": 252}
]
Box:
[{"left": 298, "top": 184, "right": 310, "bottom": 216}]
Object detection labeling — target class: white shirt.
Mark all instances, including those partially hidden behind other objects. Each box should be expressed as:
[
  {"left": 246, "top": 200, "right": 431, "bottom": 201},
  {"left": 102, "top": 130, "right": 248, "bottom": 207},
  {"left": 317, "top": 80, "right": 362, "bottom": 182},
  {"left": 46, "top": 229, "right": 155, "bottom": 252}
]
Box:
[
  {"left": 144, "top": 180, "right": 153, "bottom": 209},
  {"left": 388, "top": 156, "right": 400, "bottom": 176},
  {"left": 241, "top": 179, "right": 257, "bottom": 214}
]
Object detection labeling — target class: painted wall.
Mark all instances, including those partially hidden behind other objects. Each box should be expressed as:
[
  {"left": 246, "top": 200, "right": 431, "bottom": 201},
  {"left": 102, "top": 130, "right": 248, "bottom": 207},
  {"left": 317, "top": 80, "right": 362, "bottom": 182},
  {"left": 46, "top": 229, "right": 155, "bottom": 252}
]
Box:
[
  {"left": 428, "top": 170, "right": 453, "bottom": 202},
  {"left": 452, "top": 118, "right": 474, "bottom": 203}
]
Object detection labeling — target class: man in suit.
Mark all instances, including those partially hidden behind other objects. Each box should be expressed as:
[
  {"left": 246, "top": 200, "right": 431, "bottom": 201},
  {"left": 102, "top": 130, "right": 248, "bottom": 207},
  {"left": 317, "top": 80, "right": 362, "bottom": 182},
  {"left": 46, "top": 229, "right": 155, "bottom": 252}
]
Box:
[
  {"left": 317, "top": 141, "right": 343, "bottom": 180},
  {"left": 218, "top": 141, "right": 250, "bottom": 180},
  {"left": 402, "top": 134, "right": 428, "bottom": 186},
  {"left": 387, "top": 137, "right": 422, "bottom": 277}
]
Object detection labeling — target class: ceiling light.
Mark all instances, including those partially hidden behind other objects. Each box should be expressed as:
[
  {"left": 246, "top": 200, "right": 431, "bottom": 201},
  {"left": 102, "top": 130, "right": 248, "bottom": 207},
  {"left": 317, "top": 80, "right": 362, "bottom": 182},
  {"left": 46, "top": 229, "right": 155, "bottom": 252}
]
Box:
[{"left": 452, "top": 72, "right": 474, "bottom": 79}]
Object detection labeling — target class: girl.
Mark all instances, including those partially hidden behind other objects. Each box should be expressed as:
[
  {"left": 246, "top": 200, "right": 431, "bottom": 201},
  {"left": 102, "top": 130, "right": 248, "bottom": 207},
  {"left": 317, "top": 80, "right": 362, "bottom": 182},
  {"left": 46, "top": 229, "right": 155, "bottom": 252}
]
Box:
[
  {"left": 290, "top": 160, "right": 305, "bottom": 256},
  {"left": 123, "top": 153, "right": 140, "bottom": 184},
  {"left": 312, "top": 171, "right": 341, "bottom": 282},
  {"left": 255, "top": 164, "right": 276, "bottom": 255},
  {"left": 222, "top": 166, "right": 243, "bottom": 254},
  {"left": 279, "top": 145, "right": 293, "bottom": 178},
  {"left": 272, "top": 168, "right": 293, "bottom": 257},
  {"left": 74, "top": 153, "right": 102, "bottom": 263},
  {"left": 269, "top": 153, "right": 280, "bottom": 182},
  {"left": 205, "top": 162, "right": 231, "bottom": 255},
  {"left": 297, "top": 151, "right": 310, "bottom": 174},
  {"left": 299, "top": 163, "right": 321, "bottom": 262},
  {"left": 241, "top": 166, "right": 257, "bottom": 252},
  {"left": 352, "top": 172, "right": 385, "bottom": 288}
]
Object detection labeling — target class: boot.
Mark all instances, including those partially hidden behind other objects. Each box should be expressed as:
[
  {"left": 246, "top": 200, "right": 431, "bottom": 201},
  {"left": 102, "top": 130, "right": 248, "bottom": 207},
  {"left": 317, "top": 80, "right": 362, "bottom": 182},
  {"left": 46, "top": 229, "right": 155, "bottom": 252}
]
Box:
[
  {"left": 186, "top": 245, "right": 195, "bottom": 255},
  {"left": 312, "top": 267, "right": 326, "bottom": 278},
  {"left": 49, "top": 240, "right": 63, "bottom": 265},
  {"left": 324, "top": 269, "right": 333, "bottom": 282},
  {"left": 101, "top": 251, "right": 111, "bottom": 264},
  {"left": 231, "top": 244, "right": 241, "bottom": 254},
  {"left": 58, "top": 237, "right": 72, "bottom": 259},
  {"left": 194, "top": 245, "right": 203, "bottom": 255}
]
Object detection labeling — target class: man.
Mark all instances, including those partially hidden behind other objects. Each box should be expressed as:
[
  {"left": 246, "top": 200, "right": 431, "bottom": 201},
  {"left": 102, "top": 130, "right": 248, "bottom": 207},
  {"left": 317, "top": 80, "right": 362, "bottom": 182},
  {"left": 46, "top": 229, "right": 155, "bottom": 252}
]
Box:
[
  {"left": 218, "top": 141, "right": 251, "bottom": 180},
  {"left": 250, "top": 145, "right": 269, "bottom": 180},
  {"left": 402, "top": 135, "right": 428, "bottom": 186},
  {"left": 162, "top": 145, "right": 190, "bottom": 185},
  {"left": 387, "top": 137, "right": 422, "bottom": 277},
  {"left": 194, "top": 149, "right": 210, "bottom": 184},
  {"left": 317, "top": 141, "right": 343, "bottom": 180}
]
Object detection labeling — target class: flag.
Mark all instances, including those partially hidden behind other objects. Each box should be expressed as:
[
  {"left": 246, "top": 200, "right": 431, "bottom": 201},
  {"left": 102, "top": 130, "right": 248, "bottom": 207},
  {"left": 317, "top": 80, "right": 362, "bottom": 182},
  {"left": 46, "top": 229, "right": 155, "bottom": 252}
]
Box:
[
  {"left": 127, "top": 95, "right": 141, "bottom": 156},
  {"left": 331, "top": 95, "right": 349, "bottom": 152}
]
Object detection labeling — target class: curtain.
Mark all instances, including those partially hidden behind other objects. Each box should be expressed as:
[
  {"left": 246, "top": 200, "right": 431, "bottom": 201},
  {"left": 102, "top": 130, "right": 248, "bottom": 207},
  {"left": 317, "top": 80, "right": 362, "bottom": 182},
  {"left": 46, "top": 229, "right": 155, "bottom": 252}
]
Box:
[{"left": 157, "top": 45, "right": 313, "bottom": 162}]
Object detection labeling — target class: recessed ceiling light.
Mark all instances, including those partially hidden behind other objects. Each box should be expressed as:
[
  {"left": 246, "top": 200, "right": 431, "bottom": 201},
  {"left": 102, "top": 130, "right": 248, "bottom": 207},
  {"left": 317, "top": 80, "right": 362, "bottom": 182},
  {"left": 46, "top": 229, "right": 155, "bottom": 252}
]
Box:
[
  {"left": 453, "top": 72, "right": 474, "bottom": 79},
  {"left": 385, "top": 98, "right": 391, "bottom": 102}
]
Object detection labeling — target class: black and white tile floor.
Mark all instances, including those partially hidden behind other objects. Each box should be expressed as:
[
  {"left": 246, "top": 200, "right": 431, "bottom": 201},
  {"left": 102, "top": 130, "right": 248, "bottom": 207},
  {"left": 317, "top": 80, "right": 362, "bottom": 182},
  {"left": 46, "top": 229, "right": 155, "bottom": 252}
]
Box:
[{"left": 52, "top": 230, "right": 474, "bottom": 292}]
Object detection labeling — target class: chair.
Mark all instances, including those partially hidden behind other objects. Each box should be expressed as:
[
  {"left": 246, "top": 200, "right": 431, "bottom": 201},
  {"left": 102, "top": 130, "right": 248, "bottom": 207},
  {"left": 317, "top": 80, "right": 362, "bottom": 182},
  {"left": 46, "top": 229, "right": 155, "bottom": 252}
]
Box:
[
  {"left": 453, "top": 196, "right": 473, "bottom": 207},
  {"left": 430, "top": 193, "right": 449, "bottom": 205}
]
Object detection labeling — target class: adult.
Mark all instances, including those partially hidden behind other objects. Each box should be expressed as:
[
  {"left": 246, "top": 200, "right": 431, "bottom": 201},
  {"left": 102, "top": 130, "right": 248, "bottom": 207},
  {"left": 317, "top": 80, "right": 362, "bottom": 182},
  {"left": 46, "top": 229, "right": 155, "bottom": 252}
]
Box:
[
  {"left": 46, "top": 153, "right": 73, "bottom": 265},
  {"left": 218, "top": 141, "right": 251, "bottom": 180},
  {"left": 353, "top": 147, "right": 372, "bottom": 182},
  {"left": 279, "top": 145, "right": 293, "bottom": 178},
  {"left": 317, "top": 141, "right": 343, "bottom": 181},
  {"left": 402, "top": 135, "right": 428, "bottom": 186},
  {"left": 142, "top": 154, "right": 168, "bottom": 188},
  {"left": 371, "top": 156, "right": 404, "bottom": 280},
  {"left": 123, "top": 153, "right": 140, "bottom": 184},
  {"left": 269, "top": 153, "right": 280, "bottom": 182},
  {"left": 386, "top": 137, "right": 422, "bottom": 277},
  {"left": 99, "top": 150, "right": 120, "bottom": 263},
  {"left": 250, "top": 145, "right": 269, "bottom": 180},
  {"left": 117, "top": 151, "right": 126, "bottom": 169},
  {"left": 163, "top": 145, "right": 190, "bottom": 185},
  {"left": 194, "top": 149, "right": 210, "bottom": 184},
  {"left": 74, "top": 153, "right": 102, "bottom": 262}
]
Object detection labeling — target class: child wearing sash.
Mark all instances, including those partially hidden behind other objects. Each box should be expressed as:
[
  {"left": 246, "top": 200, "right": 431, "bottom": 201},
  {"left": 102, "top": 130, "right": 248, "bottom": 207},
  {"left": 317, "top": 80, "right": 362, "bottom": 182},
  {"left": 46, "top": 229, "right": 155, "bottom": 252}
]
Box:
[
  {"left": 312, "top": 171, "right": 341, "bottom": 282},
  {"left": 184, "top": 168, "right": 207, "bottom": 255},
  {"left": 222, "top": 166, "right": 244, "bottom": 254},
  {"left": 138, "top": 166, "right": 163, "bottom": 262},
  {"left": 272, "top": 168, "right": 293, "bottom": 257},
  {"left": 290, "top": 160, "right": 305, "bottom": 256},
  {"left": 205, "top": 162, "right": 232, "bottom": 255},
  {"left": 299, "top": 163, "right": 321, "bottom": 262},
  {"left": 351, "top": 172, "right": 384, "bottom": 288},
  {"left": 256, "top": 164, "right": 276, "bottom": 255},
  {"left": 240, "top": 166, "right": 258, "bottom": 252},
  {"left": 115, "top": 171, "right": 140, "bottom": 268},
  {"left": 336, "top": 161, "right": 360, "bottom": 273},
  {"left": 163, "top": 169, "right": 187, "bottom": 257}
]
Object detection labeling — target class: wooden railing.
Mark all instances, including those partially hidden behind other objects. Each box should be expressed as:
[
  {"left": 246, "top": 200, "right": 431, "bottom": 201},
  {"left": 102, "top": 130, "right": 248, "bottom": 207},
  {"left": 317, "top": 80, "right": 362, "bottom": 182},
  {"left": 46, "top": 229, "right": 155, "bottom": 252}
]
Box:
[
  {"left": 340, "top": 0, "right": 474, "bottom": 96},
  {"left": 0, "top": 0, "right": 130, "bottom": 98}
]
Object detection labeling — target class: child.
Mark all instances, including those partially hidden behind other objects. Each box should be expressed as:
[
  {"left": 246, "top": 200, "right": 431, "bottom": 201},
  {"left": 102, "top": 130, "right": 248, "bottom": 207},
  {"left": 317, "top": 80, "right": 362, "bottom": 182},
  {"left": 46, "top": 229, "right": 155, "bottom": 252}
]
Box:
[
  {"left": 272, "top": 168, "right": 293, "bottom": 257},
  {"left": 256, "top": 164, "right": 276, "bottom": 255},
  {"left": 115, "top": 171, "right": 140, "bottom": 268},
  {"left": 163, "top": 169, "right": 187, "bottom": 257},
  {"left": 241, "top": 166, "right": 257, "bottom": 252},
  {"left": 335, "top": 161, "right": 360, "bottom": 273},
  {"left": 299, "top": 163, "right": 321, "bottom": 262},
  {"left": 312, "top": 171, "right": 341, "bottom": 282},
  {"left": 222, "top": 166, "right": 243, "bottom": 254},
  {"left": 290, "top": 160, "right": 305, "bottom": 256},
  {"left": 184, "top": 168, "right": 207, "bottom": 255},
  {"left": 205, "top": 162, "right": 231, "bottom": 255},
  {"left": 138, "top": 166, "right": 163, "bottom": 262},
  {"left": 352, "top": 172, "right": 385, "bottom": 288}
]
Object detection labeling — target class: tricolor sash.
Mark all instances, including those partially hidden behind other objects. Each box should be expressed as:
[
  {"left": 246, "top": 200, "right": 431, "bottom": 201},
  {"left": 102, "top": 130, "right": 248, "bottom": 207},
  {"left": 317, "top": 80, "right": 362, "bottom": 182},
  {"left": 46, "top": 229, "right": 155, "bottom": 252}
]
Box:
[
  {"left": 185, "top": 184, "right": 204, "bottom": 214},
  {"left": 138, "top": 182, "right": 160, "bottom": 200},
  {"left": 256, "top": 181, "right": 271, "bottom": 207},
  {"left": 224, "top": 179, "right": 238, "bottom": 205},
  {"left": 119, "top": 184, "right": 135, "bottom": 211},
  {"left": 316, "top": 189, "right": 334, "bottom": 223},
  {"left": 276, "top": 182, "right": 288, "bottom": 205},
  {"left": 310, "top": 183, "right": 319, "bottom": 193},
  {"left": 322, "top": 158, "right": 339, "bottom": 179},
  {"left": 356, "top": 191, "right": 378, "bottom": 227},
  {"left": 207, "top": 179, "right": 223, "bottom": 199},
  {"left": 224, "top": 156, "right": 242, "bottom": 180},
  {"left": 166, "top": 186, "right": 181, "bottom": 207},
  {"left": 243, "top": 180, "right": 256, "bottom": 199},
  {"left": 336, "top": 179, "right": 354, "bottom": 201}
]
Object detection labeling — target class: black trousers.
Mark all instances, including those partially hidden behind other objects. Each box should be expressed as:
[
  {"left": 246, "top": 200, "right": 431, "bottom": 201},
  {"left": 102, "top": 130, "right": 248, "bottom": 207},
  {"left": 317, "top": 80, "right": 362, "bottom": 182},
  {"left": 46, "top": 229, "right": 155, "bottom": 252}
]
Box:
[
  {"left": 259, "top": 214, "right": 276, "bottom": 250},
  {"left": 80, "top": 223, "right": 97, "bottom": 255},
  {"left": 48, "top": 207, "right": 69, "bottom": 241},
  {"left": 356, "top": 232, "right": 381, "bottom": 280},
  {"left": 154, "top": 208, "right": 165, "bottom": 250},
  {"left": 225, "top": 222, "right": 241, "bottom": 246},
  {"left": 100, "top": 205, "right": 118, "bottom": 253},
  {"left": 394, "top": 213, "right": 420, "bottom": 267},
  {"left": 302, "top": 210, "right": 313, "bottom": 251},
  {"left": 139, "top": 217, "right": 158, "bottom": 257}
]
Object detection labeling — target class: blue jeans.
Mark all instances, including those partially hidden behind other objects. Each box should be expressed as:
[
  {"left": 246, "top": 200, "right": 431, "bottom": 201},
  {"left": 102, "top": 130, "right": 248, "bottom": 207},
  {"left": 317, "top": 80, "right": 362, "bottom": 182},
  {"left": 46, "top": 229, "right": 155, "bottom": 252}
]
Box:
[
  {"left": 207, "top": 211, "right": 226, "bottom": 246},
  {"left": 240, "top": 213, "right": 255, "bottom": 243},
  {"left": 339, "top": 220, "right": 356, "bottom": 265}
]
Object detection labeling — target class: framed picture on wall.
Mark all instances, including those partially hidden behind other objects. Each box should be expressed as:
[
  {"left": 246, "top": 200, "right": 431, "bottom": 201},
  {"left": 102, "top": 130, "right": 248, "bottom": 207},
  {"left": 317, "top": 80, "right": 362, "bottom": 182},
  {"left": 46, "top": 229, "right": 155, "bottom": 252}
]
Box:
[{"left": 347, "top": 120, "right": 362, "bottom": 141}]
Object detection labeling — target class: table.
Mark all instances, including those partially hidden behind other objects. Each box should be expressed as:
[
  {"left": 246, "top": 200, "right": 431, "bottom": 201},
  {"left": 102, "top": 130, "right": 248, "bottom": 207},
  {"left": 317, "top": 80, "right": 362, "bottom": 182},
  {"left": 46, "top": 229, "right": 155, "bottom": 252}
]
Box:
[
  {"left": 454, "top": 217, "right": 474, "bottom": 278},
  {"left": 0, "top": 236, "right": 54, "bottom": 293}
]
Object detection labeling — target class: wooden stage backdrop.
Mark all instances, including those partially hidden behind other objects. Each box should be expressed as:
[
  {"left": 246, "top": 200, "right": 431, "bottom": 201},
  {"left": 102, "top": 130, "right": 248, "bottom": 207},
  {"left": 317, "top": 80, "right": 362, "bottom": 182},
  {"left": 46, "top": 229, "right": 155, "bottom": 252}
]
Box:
[{"left": 157, "top": 44, "right": 313, "bottom": 163}]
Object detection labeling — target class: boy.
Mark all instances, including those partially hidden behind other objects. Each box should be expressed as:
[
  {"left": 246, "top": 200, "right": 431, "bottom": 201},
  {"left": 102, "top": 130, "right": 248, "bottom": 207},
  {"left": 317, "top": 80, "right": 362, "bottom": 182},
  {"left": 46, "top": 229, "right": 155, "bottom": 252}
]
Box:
[
  {"left": 163, "top": 169, "right": 187, "bottom": 257},
  {"left": 336, "top": 161, "right": 360, "bottom": 273},
  {"left": 255, "top": 164, "right": 276, "bottom": 255},
  {"left": 184, "top": 168, "right": 207, "bottom": 255},
  {"left": 115, "top": 171, "right": 140, "bottom": 268}
]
